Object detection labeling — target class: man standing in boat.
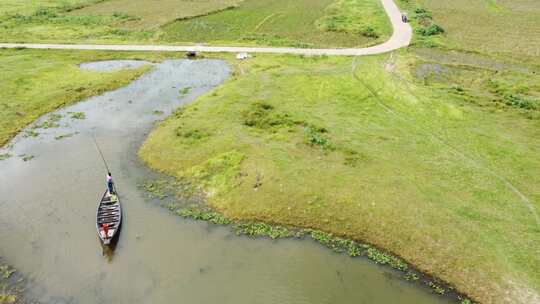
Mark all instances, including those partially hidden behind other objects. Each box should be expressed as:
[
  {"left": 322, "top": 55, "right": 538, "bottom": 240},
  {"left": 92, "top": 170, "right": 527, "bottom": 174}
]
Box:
[{"left": 107, "top": 172, "right": 114, "bottom": 196}]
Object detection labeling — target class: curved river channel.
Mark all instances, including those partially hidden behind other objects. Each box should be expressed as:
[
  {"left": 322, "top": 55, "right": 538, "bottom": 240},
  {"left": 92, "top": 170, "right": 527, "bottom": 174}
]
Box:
[{"left": 0, "top": 59, "right": 453, "bottom": 304}]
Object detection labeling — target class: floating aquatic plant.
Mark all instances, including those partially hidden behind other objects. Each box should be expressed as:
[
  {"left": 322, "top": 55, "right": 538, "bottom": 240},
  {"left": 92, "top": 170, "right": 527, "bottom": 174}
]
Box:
[
  {"left": 69, "top": 112, "right": 86, "bottom": 120},
  {"left": 23, "top": 130, "right": 39, "bottom": 138},
  {"left": 19, "top": 154, "right": 34, "bottom": 162},
  {"left": 55, "top": 132, "right": 79, "bottom": 140},
  {"left": 33, "top": 113, "right": 62, "bottom": 129},
  {"left": 179, "top": 87, "right": 192, "bottom": 95}
]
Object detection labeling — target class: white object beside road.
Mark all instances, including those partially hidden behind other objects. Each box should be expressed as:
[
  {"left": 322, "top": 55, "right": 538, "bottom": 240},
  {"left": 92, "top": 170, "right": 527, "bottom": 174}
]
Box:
[{"left": 236, "top": 52, "right": 251, "bottom": 60}]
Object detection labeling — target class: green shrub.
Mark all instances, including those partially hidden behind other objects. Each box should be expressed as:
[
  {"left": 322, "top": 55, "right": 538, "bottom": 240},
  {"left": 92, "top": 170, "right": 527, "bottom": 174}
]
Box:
[
  {"left": 361, "top": 26, "right": 379, "bottom": 38},
  {"left": 416, "top": 24, "right": 445, "bottom": 36},
  {"left": 33, "top": 8, "right": 58, "bottom": 18},
  {"left": 504, "top": 94, "right": 537, "bottom": 110},
  {"left": 414, "top": 7, "right": 433, "bottom": 20},
  {"left": 176, "top": 125, "right": 210, "bottom": 140},
  {"left": 305, "top": 126, "right": 334, "bottom": 151},
  {"left": 413, "top": 7, "right": 444, "bottom": 37},
  {"left": 242, "top": 102, "right": 296, "bottom": 130}
]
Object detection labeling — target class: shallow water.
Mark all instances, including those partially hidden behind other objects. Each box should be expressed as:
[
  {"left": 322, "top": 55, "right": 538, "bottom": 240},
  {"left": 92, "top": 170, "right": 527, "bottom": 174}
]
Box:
[
  {"left": 79, "top": 60, "right": 151, "bottom": 71},
  {"left": 0, "top": 59, "right": 453, "bottom": 304}
]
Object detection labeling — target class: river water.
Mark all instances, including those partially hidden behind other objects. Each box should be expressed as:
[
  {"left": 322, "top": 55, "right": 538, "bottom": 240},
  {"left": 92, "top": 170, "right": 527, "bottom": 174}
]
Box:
[{"left": 0, "top": 59, "right": 453, "bottom": 304}]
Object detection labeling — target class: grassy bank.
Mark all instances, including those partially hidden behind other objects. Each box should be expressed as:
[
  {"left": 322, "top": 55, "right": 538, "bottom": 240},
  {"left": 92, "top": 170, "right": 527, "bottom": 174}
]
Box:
[
  {"left": 139, "top": 53, "right": 540, "bottom": 303},
  {"left": 0, "top": 0, "right": 391, "bottom": 48},
  {"left": 141, "top": 177, "right": 470, "bottom": 301},
  {"left": 0, "top": 48, "right": 188, "bottom": 147}
]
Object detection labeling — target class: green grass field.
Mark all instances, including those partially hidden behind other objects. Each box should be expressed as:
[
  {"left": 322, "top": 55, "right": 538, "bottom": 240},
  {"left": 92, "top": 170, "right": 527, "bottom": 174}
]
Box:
[
  {"left": 0, "top": 0, "right": 391, "bottom": 47},
  {"left": 72, "top": 0, "right": 243, "bottom": 29},
  {"left": 161, "top": 0, "right": 391, "bottom": 47},
  {"left": 139, "top": 52, "right": 540, "bottom": 303},
  {"left": 0, "top": 0, "right": 97, "bottom": 15},
  {"left": 398, "top": 0, "right": 540, "bottom": 60},
  {"left": 0, "top": 0, "right": 142, "bottom": 43}
]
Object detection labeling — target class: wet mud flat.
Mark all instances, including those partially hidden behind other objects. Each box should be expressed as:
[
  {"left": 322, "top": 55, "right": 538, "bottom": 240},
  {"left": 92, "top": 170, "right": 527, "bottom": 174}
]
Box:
[{"left": 0, "top": 59, "right": 454, "bottom": 304}]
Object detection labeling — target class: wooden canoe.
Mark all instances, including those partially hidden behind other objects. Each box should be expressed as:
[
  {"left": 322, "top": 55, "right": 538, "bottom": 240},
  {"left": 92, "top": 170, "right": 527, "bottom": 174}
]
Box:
[{"left": 96, "top": 187, "right": 122, "bottom": 245}]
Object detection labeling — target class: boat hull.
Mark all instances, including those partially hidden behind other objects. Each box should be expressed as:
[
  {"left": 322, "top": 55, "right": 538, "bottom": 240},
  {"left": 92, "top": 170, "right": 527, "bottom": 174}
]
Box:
[{"left": 96, "top": 187, "right": 122, "bottom": 246}]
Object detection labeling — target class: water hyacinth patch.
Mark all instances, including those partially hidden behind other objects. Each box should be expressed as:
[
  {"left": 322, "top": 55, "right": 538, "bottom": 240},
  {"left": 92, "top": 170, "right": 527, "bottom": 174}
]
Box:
[
  {"left": 23, "top": 130, "right": 39, "bottom": 138},
  {"left": 140, "top": 179, "right": 170, "bottom": 200},
  {"left": 170, "top": 202, "right": 409, "bottom": 272},
  {"left": 404, "top": 271, "right": 419, "bottom": 281},
  {"left": 428, "top": 281, "right": 446, "bottom": 295},
  {"left": 20, "top": 154, "right": 34, "bottom": 162},
  {"left": 176, "top": 205, "right": 232, "bottom": 225},
  {"left": 179, "top": 87, "right": 191, "bottom": 95},
  {"left": 69, "top": 112, "right": 86, "bottom": 120},
  {"left": 33, "top": 113, "right": 62, "bottom": 129},
  {"left": 233, "top": 222, "right": 296, "bottom": 239}
]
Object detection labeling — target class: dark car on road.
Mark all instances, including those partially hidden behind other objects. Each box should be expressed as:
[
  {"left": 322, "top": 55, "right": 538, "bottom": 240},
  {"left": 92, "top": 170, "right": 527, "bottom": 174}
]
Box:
[{"left": 401, "top": 13, "right": 409, "bottom": 23}]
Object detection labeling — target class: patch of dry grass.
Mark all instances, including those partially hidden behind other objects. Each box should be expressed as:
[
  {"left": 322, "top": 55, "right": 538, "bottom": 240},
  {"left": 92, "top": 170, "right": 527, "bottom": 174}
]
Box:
[
  {"left": 0, "top": 0, "right": 391, "bottom": 48},
  {"left": 71, "top": 0, "right": 243, "bottom": 28},
  {"left": 400, "top": 0, "right": 540, "bottom": 59},
  {"left": 161, "top": 0, "right": 391, "bottom": 47}
]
